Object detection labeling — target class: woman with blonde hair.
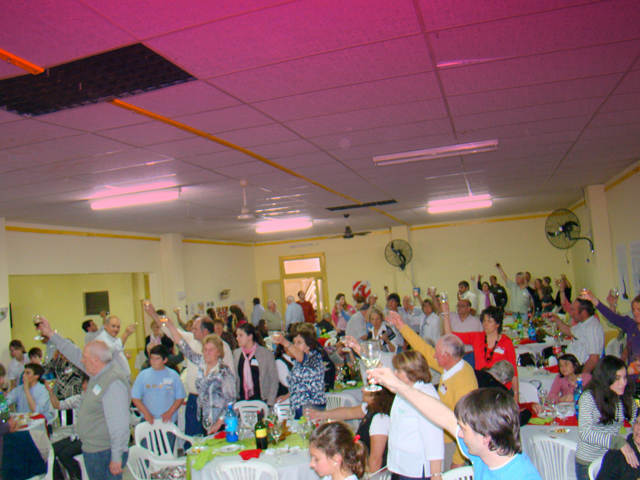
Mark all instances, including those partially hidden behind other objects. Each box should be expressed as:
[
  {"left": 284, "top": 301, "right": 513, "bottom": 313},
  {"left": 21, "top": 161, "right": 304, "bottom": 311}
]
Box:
[
  {"left": 366, "top": 306, "right": 397, "bottom": 353},
  {"left": 388, "top": 351, "right": 444, "bottom": 480}
]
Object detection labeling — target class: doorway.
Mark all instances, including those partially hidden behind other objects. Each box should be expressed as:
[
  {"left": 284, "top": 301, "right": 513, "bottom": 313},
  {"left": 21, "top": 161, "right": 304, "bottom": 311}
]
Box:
[{"left": 279, "top": 253, "right": 328, "bottom": 318}]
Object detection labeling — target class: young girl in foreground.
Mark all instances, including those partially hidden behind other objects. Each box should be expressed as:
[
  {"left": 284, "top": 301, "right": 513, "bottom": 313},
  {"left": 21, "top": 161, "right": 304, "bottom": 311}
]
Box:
[{"left": 309, "top": 421, "right": 368, "bottom": 480}]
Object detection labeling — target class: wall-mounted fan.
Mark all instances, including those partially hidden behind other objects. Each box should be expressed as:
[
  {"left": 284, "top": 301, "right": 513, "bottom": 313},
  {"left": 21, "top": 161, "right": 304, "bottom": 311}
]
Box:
[
  {"left": 545, "top": 208, "right": 594, "bottom": 252},
  {"left": 332, "top": 214, "right": 371, "bottom": 239},
  {"left": 385, "top": 239, "right": 413, "bottom": 271}
]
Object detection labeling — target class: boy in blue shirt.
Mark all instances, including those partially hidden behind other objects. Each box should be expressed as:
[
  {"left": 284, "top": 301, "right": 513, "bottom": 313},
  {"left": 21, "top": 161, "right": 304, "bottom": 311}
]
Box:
[
  {"left": 369, "top": 366, "right": 542, "bottom": 480},
  {"left": 132, "top": 345, "right": 185, "bottom": 425}
]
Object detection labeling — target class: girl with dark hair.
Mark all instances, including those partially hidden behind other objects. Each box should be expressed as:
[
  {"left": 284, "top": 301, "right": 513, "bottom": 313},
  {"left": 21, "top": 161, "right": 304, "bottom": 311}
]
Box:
[
  {"left": 309, "top": 421, "right": 368, "bottom": 480},
  {"left": 233, "top": 323, "right": 279, "bottom": 406},
  {"left": 309, "top": 386, "right": 394, "bottom": 473},
  {"left": 547, "top": 353, "right": 592, "bottom": 403},
  {"left": 8, "top": 340, "right": 27, "bottom": 390},
  {"left": 273, "top": 329, "right": 326, "bottom": 418},
  {"left": 444, "top": 304, "right": 520, "bottom": 402},
  {"left": 575, "top": 355, "right": 638, "bottom": 480}
]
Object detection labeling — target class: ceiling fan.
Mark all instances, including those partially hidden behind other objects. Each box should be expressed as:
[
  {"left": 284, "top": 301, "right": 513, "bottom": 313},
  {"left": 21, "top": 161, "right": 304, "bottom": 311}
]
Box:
[
  {"left": 237, "top": 180, "right": 256, "bottom": 221},
  {"left": 332, "top": 214, "right": 371, "bottom": 239}
]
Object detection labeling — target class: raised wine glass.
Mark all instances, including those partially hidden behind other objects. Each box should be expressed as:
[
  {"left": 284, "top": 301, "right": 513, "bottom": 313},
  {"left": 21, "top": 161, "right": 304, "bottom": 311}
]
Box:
[
  {"left": 33, "top": 315, "right": 45, "bottom": 341},
  {"left": 538, "top": 388, "right": 548, "bottom": 407},
  {"left": 361, "top": 341, "right": 382, "bottom": 392}
]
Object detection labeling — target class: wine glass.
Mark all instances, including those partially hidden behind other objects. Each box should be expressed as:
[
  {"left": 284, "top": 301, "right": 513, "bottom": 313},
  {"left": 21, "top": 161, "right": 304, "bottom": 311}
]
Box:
[
  {"left": 33, "top": 315, "right": 44, "bottom": 341},
  {"left": 202, "top": 413, "right": 213, "bottom": 433},
  {"left": 361, "top": 341, "right": 382, "bottom": 392},
  {"left": 192, "top": 434, "right": 204, "bottom": 453},
  {"left": 244, "top": 411, "right": 258, "bottom": 434},
  {"left": 549, "top": 400, "right": 559, "bottom": 426},
  {"left": 538, "top": 388, "right": 548, "bottom": 407},
  {"left": 270, "top": 422, "right": 282, "bottom": 447}
]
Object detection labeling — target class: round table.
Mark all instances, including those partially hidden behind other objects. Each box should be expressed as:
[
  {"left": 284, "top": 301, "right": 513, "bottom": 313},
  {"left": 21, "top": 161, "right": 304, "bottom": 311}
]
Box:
[
  {"left": 518, "top": 366, "right": 557, "bottom": 393},
  {"left": 188, "top": 447, "right": 320, "bottom": 480}
]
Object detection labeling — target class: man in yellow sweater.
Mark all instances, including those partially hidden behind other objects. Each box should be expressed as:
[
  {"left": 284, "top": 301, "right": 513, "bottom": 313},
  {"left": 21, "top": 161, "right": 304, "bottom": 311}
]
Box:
[{"left": 387, "top": 311, "right": 478, "bottom": 471}]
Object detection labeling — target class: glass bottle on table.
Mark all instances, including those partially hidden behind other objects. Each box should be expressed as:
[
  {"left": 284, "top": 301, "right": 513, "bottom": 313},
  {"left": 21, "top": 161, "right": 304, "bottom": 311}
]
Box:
[
  {"left": 574, "top": 378, "right": 583, "bottom": 419},
  {"left": 254, "top": 412, "right": 268, "bottom": 450}
]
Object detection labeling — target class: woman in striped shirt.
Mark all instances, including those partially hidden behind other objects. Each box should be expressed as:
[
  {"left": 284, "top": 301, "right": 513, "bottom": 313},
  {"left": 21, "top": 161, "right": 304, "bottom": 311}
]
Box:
[{"left": 575, "top": 356, "right": 638, "bottom": 480}]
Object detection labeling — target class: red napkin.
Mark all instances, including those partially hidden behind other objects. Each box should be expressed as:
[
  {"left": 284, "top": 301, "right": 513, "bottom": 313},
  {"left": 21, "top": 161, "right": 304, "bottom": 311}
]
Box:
[
  {"left": 239, "top": 449, "right": 262, "bottom": 460},
  {"left": 518, "top": 339, "right": 537, "bottom": 345},
  {"left": 545, "top": 365, "right": 559, "bottom": 373},
  {"left": 318, "top": 338, "right": 328, "bottom": 347},
  {"left": 214, "top": 431, "right": 226, "bottom": 439}
]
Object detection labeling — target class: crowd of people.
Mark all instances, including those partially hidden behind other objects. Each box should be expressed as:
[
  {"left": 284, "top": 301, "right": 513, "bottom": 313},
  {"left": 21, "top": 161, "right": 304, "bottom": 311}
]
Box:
[{"left": 2, "top": 264, "right": 640, "bottom": 480}]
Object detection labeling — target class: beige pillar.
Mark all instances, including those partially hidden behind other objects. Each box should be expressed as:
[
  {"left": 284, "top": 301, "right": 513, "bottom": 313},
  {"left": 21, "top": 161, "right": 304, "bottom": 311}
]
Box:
[
  {"left": 585, "top": 185, "right": 616, "bottom": 300},
  {"left": 160, "top": 233, "right": 186, "bottom": 313},
  {"left": 0, "top": 219, "right": 11, "bottom": 366}
]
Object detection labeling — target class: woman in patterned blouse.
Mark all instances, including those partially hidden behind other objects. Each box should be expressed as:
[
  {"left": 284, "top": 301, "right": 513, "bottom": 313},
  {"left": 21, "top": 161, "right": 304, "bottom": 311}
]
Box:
[
  {"left": 274, "top": 328, "right": 326, "bottom": 418},
  {"left": 164, "top": 317, "right": 235, "bottom": 434}
]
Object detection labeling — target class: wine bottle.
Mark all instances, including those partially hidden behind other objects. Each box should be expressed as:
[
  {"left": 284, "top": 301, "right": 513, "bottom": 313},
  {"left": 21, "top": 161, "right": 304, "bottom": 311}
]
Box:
[{"left": 255, "top": 412, "right": 268, "bottom": 450}]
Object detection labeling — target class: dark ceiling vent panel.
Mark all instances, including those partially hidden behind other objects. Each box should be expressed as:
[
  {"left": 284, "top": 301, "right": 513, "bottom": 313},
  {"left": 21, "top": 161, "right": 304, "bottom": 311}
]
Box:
[
  {"left": 0, "top": 44, "right": 195, "bottom": 116},
  {"left": 327, "top": 199, "right": 397, "bottom": 211}
]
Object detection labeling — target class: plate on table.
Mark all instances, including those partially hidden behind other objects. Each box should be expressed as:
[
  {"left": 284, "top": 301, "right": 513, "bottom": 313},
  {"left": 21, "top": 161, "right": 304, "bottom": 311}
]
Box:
[
  {"left": 219, "top": 444, "right": 242, "bottom": 453},
  {"left": 537, "top": 410, "right": 554, "bottom": 419}
]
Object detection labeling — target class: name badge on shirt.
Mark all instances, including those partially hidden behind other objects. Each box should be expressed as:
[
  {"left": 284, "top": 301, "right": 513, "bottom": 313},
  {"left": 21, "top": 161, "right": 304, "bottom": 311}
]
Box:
[
  {"left": 495, "top": 347, "right": 505, "bottom": 354},
  {"left": 439, "top": 383, "right": 448, "bottom": 395},
  {"left": 250, "top": 358, "right": 259, "bottom": 367},
  {"left": 92, "top": 384, "right": 102, "bottom": 396}
]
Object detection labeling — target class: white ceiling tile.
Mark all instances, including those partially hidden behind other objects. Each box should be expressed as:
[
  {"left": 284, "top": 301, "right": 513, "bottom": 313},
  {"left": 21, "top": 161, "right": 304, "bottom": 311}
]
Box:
[
  {"left": 439, "top": 41, "right": 640, "bottom": 96},
  {"left": 3, "top": 0, "right": 134, "bottom": 67},
  {"left": 144, "top": 137, "right": 228, "bottom": 158},
  {"left": 71, "top": 159, "right": 202, "bottom": 186},
  {"left": 147, "top": 0, "right": 420, "bottom": 78},
  {"left": 122, "top": 81, "right": 241, "bottom": 118},
  {"left": 208, "top": 37, "right": 434, "bottom": 102},
  {"left": 97, "top": 122, "right": 196, "bottom": 146},
  {"left": 0, "top": 120, "right": 81, "bottom": 149},
  {"left": 0, "top": 134, "right": 133, "bottom": 169},
  {"left": 38, "top": 103, "right": 152, "bottom": 131},
  {"left": 175, "top": 106, "right": 274, "bottom": 134}
]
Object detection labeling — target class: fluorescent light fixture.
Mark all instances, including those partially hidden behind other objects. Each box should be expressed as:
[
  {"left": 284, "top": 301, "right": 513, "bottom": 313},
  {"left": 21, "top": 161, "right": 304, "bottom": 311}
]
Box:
[
  {"left": 427, "top": 194, "right": 492, "bottom": 214},
  {"left": 88, "top": 176, "right": 177, "bottom": 199},
  {"left": 90, "top": 188, "right": 180, "bottom": 210},
  {"left": 373, "top": 140, "right": 498, "bottom": 166},
  {"left": 256, "top": 217, "right": 313, "bottom": 233}
]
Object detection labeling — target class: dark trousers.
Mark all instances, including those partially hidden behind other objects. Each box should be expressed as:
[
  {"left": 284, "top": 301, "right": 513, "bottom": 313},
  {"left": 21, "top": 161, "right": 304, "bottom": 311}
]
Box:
[
  {"left": 53, "top": 437, "right": 83, "bottom": 480},
  {"left": 83, "top": 449, "right": 128, "bottom": 480},
  {"left": 184, "top": 394, "right": 204, "bottom": 449}
]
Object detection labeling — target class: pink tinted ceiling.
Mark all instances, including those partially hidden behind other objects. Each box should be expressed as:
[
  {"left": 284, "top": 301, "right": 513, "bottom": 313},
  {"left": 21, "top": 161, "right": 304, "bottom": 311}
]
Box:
[{"left": 0, "top": 0, "right": 638, "bottom": 242}]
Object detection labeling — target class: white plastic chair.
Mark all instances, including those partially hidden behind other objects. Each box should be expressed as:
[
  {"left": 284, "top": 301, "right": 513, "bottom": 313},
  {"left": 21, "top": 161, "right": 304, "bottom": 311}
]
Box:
[
  {"left": 73, "top": 454, "right": 88, "bottom": 480},
  {"left": 127, "top": 445, "right": 185, "bottom": 480},
  {"left": 588, "top": 456, "right": 603, "bottom": 480},
  {"left": 134, "top": 421, "right": 194, "bottom": 460},
  {"left": 217, "top": 460, "right": 279, "bottom": 480},
  {"left": 274, "top": 400, "right": 293, "bottom": 422},
  {"left": 442, "top": 465, "right": 474, "bottom": 480},
  {"left": 234, "top": 400, "right": 268, "bottom": 427},
  {"left": 325, "top": 392, "right": 357, "bottom": 410},
  {"left": 370, "top": 466, "right": 391, "bottom": 480},
  {"left": 530, "top": 434, "right": 577, "bottom": 480},
  {"left": 519, "top": 381, "right": 540, "bottom": 403}
]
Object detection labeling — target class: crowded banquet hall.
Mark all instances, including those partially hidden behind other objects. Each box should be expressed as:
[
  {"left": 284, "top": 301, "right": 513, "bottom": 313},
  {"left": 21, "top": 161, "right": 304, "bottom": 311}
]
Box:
[{"left": 1, "top": 1, "right": 640, "bottom": 479}]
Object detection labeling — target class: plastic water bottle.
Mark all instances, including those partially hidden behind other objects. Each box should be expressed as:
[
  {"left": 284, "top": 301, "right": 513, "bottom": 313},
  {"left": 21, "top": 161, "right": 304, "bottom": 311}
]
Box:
[
  {"left": 528, "top": 322, "right": 537, "bottom": 341},
  {"left": 574, "top": 378, "right": 583, "bottom": 419},
  {"left": 0, "top": 392, "right": 9, "bottom": 422},
  {"left": 225, "top": 403, "right": 239, "bottom": 442},
  {"left": 516, "top": 313, "right": 524, "bottom": 339}
]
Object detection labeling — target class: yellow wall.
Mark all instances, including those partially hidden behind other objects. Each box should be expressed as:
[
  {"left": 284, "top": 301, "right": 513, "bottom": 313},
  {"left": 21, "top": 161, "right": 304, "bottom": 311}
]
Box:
[
  {"left": 182, "top": 242, "right": 257, "bottom": 315},
  {"left": 253, "top": 214, "right": 572, "bottom": 313},
  {"left": 9, "top": 273, "right": 137, "bottom": 353}
]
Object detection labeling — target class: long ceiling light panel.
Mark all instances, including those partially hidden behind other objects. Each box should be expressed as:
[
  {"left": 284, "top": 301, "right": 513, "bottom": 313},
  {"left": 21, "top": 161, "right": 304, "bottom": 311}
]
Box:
[
  {"left": 90, "top": 188, "right": 180, "bottom": 210},
  {"left": 256, "top": 218, "right": 313, "bottom": 233},
  {"left": 373, "top": 140, "right": 498, "bottom": 166},
  {"left": 428, "top": 194, "right": 493, "bottom": 213}
]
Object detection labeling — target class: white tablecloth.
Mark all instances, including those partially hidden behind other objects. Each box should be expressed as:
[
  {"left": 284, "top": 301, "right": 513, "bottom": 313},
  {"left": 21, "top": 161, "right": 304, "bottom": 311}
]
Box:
[
  {"left": 521, "top": 423, "right": 579, "bottom": 480},
  {"left": 518, "top": 366, "right": 557, "bottom": 393},
  {"left": 515, "top": 339, "right": 569, "bottom": 356},
  {"left": 189, "top": 449, "right": 320, "bottom": 480}
]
